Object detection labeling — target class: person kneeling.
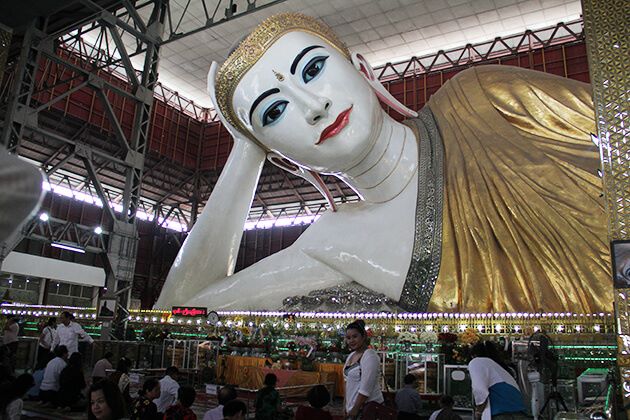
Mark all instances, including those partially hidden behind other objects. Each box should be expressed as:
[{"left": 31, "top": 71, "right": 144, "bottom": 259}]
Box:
[
  {"left": 164, "top": 385, "right": 197, "bottom": 420},
  {"left": 395, "top": 374, "right": 422, "bottom": 420},
  {"left": 223, "top": 400, "right": 247, "bottom": 420},
  {"left": 295, "top": 385, "right": 333, "bottom": 420}
]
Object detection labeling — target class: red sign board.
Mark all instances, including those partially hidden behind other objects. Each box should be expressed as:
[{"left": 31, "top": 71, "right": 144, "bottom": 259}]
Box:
[{"left": 171, "top": 306, "right": 208, "bottom": 317}]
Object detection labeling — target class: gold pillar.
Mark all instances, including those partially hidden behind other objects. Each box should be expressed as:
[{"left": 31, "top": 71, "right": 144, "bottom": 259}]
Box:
[{"left": 581, "top": 0, "right": 630, "bottom": 409}]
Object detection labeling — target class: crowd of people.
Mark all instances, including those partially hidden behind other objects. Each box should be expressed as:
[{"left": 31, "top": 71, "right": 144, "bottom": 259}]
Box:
[{"left": 1, "top": 312, "right": 527, "bottom": 420}]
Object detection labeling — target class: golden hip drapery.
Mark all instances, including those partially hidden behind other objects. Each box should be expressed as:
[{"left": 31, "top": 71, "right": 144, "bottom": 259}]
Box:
[{"left": 427, "top": 65, "right": 611, "bottom": 313}]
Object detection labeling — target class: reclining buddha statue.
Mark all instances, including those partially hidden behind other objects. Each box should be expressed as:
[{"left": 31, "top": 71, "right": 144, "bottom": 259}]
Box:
[{"left": 155, "top": 13, "right": 611, "bottom": 313}]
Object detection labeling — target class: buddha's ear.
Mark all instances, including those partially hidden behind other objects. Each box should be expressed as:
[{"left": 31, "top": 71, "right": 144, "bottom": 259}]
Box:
[
  {"left": 350, "top": 52, "right": 418, "bottom": 118},
  {"left": 266, "top": 152, "right": 337, "bottom": 212}
]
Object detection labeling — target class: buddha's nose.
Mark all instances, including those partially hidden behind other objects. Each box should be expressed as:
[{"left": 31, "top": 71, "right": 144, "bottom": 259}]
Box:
[
  {"left": 290, "top": 86, "right": 331, "bottom": 125},
  {"left": 305, "top": 98, "right": 331, "bottom": 125}
]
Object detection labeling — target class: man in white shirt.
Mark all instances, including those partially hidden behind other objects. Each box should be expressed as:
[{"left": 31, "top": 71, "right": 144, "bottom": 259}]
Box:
[
  {"left": 203, "top": 385, "right": 237, "bottom": 420},
  {"left": 57, "top": 311, "right": 94, "bottom": 355},
  {"left": 153, "top": 366, "right": 180, "bottom": 414},
  {"left": 91, "top": 351, "right": 114, "bottom": 382},
  {"left": 39, "top": 345, "right": 68, "bottom": 406}
]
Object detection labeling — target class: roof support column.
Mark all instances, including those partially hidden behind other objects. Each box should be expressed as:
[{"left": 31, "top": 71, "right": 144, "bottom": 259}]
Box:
[{"left": 582, "top": 0, "right": 630, "bottom": 411}]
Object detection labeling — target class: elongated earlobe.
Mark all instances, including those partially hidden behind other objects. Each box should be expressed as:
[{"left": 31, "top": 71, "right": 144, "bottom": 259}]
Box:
[
  {"left": 351, "top": 52, "right": 418, "bottom": 118},
  {"left": 267, "top": 152, "right": 337, "bottom": 212}
]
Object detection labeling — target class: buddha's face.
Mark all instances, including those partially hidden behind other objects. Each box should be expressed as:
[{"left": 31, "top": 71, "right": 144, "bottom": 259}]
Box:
[{"left": 232, "top": 32, "right": 382, "bottom": 173}]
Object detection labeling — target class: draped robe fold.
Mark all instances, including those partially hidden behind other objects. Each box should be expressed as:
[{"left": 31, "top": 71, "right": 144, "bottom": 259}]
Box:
[{"left": 425, "top": 65, "right": 610, "bottom": 313}]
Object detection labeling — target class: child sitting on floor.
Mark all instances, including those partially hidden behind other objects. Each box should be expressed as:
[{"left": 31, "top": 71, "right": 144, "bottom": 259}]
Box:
[{"left": 295, "top": 384, "right": 333, "bottom": 420}]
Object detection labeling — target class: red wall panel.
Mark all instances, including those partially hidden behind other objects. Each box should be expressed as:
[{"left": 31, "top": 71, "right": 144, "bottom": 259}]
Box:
[{"left": 32, "top": 51, "right": 202, "bottom": 170}]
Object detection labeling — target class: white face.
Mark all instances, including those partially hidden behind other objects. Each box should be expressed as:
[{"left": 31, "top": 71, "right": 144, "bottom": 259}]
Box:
[{"left": 232, "top": 32, "right": 383, "bottom": 173}]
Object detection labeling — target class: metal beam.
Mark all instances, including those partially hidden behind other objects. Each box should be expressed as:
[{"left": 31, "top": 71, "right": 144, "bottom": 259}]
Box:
[
  {"left": 27, "top": 124, "right": 130, "bottom": 167},
  {"left": 121, "top": 0, "right": 165, "bottom": 223},
  {"left": 101, "top": 18, "right": 140, "bottom": 88},
  {"left": 31, "top": 79, "right": 90, "bottom": 114},
  {"left": 157, "top": 0, "right": 287, "bottom": 46},
  {"left": 80, "top": 154, "right": 117, "bottom": 222},
  {"left": 95, "top": 88, "right": 132, "bottom": 155},
  {"left": 0, "top": 20, "right": 44, "bottom": 151},
  {"left": 20, "top": 215, "right": 108, "bottom": 254}
]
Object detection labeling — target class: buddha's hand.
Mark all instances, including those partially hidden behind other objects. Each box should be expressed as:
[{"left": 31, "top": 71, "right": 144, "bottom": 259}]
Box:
[{"left": 207, "top": 61, "right": 246, "bottom": 143}]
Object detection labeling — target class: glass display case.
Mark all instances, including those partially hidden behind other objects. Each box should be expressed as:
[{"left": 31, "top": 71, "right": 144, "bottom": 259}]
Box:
[
  {"left": 92, "top": 340, "right": 163, "bottom": 369},
  {"left": 376, "top": 351, "right": 398, "bottom": 392},
  {"left": 162, "top": 339, "right": 221, "bottom": 371},
  {"left": 401, "top": 352, "right": 444, "bottom": 394},
  {"left": 444, "top": 364, "right": 473, "bottom": 410}
]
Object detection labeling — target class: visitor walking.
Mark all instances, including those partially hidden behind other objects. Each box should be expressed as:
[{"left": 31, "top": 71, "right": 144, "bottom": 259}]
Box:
[{"left": 57, "top": 311, "right": 93, "bottom": 355}]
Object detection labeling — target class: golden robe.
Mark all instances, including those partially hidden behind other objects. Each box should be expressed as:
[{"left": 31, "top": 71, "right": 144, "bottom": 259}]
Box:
[{"left": 427, "top": 65, "right": 611, "bottom": 313}]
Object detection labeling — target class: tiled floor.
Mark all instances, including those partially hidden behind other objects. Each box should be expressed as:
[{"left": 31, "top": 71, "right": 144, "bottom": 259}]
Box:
[
  {"left": 24, "top": 389, "right": 475, "bottom": 419},
  {"left": 22, "top": 401, "right": 86, "bottom": 419}
]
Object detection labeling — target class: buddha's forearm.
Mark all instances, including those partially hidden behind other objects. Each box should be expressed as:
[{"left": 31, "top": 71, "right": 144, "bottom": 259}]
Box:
[{"left": 154, "top": 139, "right": 265, "bottom": 308}]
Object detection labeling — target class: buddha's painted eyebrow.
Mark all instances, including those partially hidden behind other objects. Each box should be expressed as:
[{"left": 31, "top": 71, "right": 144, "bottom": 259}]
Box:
[
  {"left": 290, "top": 45, "right": 324, "bottom": 74},
  {"left": 249, "top": 88, "right": 280, "bottom": 123}
]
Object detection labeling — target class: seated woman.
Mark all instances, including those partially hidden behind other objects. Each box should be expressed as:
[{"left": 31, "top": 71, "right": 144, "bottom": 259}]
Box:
[
  {"left": 156, "top": 13, "right": 610, "bottom": 314},
  {"left": 295, "top": 384, "right": 332, "bottom": 420},
  {"left": 0, "top": 374, "right": 35, "bottom": 420},
  {"left": 131, "top": 378, "right": 161, "bottom": 420},
  {"left": 109, "top": 358, "right": 131, "bottom": 408},
  {"left": 58, "top": 352, "right": 87, "bottom": 410},
  {"left": 163, "top": 386, "right": 197, "bottom": 420},
  {"left": 88, "top": 380, "right": 127, "bottom": 420},
  {"left": 26, "top": 360, "right": 47, "bottom": 400}
]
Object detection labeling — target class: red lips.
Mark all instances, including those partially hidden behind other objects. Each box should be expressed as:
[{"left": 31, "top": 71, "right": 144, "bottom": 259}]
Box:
[{"left": 316, "top": 106, "right": 353, "bottom": 145}]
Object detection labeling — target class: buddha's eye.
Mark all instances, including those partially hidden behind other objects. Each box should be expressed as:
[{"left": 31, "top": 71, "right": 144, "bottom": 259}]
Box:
[
  {"left": 302, "top": 56, "right": 329, "bottom": 83},
  {"left": 262, "top": 100, "right": 288, "bottom": 127}
]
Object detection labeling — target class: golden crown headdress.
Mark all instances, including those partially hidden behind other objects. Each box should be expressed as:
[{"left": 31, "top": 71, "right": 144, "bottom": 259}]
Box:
[{"left": 214, "top": 13, "right": 350, "bottom": 137}]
